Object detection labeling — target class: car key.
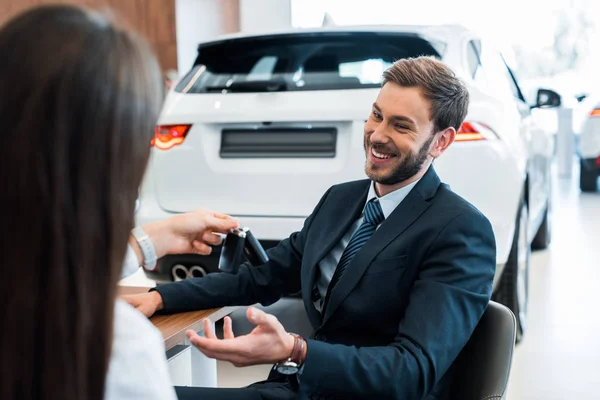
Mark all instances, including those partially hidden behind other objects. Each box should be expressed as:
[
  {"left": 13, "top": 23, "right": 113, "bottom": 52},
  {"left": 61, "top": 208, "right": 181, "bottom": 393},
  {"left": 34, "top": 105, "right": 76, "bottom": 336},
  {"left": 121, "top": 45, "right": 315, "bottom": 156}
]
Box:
[{"left": 218, "top": 227, "right": 269, "bottom": 273}]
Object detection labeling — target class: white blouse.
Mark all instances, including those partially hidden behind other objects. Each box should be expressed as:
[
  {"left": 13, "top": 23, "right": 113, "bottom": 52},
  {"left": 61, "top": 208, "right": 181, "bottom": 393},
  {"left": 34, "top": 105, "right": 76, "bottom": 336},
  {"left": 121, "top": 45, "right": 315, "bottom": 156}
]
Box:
[{"left": 104, "top": 247, "right": 177, "bottom": 400}]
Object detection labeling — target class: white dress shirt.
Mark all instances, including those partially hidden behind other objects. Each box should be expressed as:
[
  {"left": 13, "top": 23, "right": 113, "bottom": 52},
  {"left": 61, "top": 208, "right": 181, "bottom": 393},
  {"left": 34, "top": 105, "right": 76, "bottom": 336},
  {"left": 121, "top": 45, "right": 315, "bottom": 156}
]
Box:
[
  {"left": 104, "top": 249, "right": 176, "bottom": 400},
  {"left": 314, "top": 179, "right": 420, "bottom": 312}
]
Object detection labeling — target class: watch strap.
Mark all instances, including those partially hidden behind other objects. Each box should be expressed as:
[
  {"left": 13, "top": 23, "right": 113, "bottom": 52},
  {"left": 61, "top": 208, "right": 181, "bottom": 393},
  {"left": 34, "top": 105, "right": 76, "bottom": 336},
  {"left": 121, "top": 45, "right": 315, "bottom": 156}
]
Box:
[
  {"left": 275, "top": 333, "right": 306, "bottom": 375},
  {"left": 131, "top": 227, "right": 158, "bottom": 271},
  {"left": 289, "top": 333, "right": 306, "bottom": 366}
]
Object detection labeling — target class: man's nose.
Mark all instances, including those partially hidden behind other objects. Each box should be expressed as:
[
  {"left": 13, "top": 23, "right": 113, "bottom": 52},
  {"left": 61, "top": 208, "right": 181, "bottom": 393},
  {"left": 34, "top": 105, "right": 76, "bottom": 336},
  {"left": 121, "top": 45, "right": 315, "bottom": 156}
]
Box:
[{"left": 369, "top": 122, "right": 389, "bottom": 144}]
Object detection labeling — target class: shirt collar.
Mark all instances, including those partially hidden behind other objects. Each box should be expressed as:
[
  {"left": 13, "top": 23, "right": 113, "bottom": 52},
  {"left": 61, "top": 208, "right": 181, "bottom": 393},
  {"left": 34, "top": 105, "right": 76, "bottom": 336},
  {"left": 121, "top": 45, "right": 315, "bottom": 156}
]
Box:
[{"left": 364, "top": 179, "right": 420, "bottom": 220}]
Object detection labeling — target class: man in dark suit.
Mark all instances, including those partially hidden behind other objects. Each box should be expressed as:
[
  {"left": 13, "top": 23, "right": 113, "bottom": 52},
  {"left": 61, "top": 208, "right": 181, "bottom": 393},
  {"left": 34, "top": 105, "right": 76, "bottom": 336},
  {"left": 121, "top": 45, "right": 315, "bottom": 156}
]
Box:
[{"left": 125, "top": 56, "right": 496, "bottom": 399}]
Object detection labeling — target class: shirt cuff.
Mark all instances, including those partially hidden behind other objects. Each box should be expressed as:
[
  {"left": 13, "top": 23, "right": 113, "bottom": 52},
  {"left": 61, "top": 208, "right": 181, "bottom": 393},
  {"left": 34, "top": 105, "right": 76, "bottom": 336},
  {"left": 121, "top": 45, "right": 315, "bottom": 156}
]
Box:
[{"left": 121, "top": 245, "right": 141, "bottom": 279}]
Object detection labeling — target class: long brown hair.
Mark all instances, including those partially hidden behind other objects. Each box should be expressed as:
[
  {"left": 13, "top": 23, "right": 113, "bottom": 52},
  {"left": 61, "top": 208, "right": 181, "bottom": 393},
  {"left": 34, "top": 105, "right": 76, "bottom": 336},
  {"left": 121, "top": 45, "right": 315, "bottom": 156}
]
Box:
[{"left": 0, "top": 5, "right": 162, "bottom": 399}]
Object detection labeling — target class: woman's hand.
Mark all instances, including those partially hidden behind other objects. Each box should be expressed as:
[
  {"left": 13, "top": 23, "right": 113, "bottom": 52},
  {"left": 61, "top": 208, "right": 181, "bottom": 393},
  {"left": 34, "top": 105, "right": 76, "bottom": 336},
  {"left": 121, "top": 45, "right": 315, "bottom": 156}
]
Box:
[{"left": 131, "top": 209, "right": 239, "bottom": 261}]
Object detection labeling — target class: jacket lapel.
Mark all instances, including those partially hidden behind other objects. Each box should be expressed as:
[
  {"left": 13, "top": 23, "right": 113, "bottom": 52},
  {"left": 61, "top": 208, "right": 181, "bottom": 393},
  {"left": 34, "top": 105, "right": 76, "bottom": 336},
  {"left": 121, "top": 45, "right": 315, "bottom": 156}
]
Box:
[
  {"left": 311, "top": 184, "right": 370, "bottom": 267},
  {"left": 301, "top": 181, "right": 370, "bottom": 326},
  {"left": 321, "top": 166, "right": 441, "bottom": 325}
]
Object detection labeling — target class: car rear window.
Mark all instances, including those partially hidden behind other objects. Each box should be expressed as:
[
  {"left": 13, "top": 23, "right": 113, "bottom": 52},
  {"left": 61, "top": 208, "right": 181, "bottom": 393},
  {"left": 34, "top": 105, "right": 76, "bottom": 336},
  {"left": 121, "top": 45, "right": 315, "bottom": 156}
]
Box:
[{"left": 175, "top": 32, "right": 444, "bottom": 93}]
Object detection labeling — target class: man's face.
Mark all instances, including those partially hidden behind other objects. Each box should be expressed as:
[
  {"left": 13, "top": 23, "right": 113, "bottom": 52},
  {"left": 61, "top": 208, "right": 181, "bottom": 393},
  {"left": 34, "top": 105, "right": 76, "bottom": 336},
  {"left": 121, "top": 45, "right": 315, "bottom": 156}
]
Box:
[{"left": 364, "top": 83, "right": 436, "bottom": 185}]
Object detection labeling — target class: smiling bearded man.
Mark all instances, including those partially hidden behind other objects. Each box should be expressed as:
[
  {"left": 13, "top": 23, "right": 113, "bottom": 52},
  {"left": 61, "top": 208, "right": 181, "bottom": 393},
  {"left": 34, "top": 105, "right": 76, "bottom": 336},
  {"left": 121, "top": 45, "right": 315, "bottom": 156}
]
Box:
[{"left": 124, "top": 56, "right": 496, "bottom": 400}]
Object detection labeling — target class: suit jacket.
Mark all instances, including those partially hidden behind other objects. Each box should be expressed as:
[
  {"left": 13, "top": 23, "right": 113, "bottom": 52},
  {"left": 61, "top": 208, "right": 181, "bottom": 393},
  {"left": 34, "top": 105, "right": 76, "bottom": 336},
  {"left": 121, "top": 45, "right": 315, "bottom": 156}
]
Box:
[{"left": 155, "top": 166, "right": 496, "bottom": 400}]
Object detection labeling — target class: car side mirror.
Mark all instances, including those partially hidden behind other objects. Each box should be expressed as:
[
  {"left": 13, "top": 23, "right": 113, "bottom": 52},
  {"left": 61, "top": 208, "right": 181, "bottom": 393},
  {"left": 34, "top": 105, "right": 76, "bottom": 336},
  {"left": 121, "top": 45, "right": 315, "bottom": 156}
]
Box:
[{"left": 533, "top": 88, "right": 561, "bottom": 108}]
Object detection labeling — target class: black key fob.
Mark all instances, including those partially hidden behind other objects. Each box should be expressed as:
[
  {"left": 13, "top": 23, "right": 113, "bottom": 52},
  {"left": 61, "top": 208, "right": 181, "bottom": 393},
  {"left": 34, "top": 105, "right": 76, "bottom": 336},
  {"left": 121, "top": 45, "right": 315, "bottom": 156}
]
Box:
[
  {"left": 243, "top": 229, "right": 269, "bottom": 266},
  {"left": 218, "top": 229, "right": 246, "bottom": 274},
  {"left": 218, "top": 227, "right": 269, "bottom": 273}
]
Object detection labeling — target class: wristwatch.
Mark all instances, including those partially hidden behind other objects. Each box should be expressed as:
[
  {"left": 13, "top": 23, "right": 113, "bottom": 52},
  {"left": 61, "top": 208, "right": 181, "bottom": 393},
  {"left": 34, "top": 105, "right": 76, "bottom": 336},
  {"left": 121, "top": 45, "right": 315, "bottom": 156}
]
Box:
[
  {"left": 275, "top": 333, "right": 307, "bottom": 375},
  {"left": 130, "top": 227, "right": 158, "bottom": 271}
]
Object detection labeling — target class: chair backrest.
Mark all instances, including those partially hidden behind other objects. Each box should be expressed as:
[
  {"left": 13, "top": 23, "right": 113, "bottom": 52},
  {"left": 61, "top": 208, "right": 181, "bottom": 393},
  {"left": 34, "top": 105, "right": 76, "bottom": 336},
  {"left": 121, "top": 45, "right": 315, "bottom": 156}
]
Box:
[{"left": 450, "top": 301, "right": 517, "bottom": 400}]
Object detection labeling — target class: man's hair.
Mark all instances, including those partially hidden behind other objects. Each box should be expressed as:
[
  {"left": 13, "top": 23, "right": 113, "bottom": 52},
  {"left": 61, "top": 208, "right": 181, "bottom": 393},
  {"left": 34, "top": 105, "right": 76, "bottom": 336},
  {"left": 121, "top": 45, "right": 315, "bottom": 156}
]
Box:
[{"left": 382, "top": 56, "right": 469, "bottom": 133}]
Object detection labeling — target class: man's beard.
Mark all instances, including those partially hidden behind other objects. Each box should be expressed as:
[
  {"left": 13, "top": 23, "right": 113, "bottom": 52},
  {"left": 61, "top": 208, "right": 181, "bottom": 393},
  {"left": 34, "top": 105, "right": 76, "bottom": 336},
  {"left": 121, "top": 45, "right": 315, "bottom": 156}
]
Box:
[{"left": 365, "top": 134, "right": 434, "bottom": 185}]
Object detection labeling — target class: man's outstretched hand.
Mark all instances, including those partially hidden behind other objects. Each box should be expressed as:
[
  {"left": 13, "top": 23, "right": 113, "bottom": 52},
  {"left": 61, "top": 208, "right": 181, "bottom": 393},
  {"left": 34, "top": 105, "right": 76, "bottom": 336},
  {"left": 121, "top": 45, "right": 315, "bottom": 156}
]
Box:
[{"left": 186, "top": 307, "right": 296, "bottom": 367}]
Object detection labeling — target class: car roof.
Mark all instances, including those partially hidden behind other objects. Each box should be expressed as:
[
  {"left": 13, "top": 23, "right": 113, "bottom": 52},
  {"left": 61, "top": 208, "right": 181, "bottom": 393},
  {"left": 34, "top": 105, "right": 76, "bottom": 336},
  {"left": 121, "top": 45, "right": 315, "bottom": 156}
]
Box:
[{"left": 200, "top": 24, "right": 476, "bottom": 47}]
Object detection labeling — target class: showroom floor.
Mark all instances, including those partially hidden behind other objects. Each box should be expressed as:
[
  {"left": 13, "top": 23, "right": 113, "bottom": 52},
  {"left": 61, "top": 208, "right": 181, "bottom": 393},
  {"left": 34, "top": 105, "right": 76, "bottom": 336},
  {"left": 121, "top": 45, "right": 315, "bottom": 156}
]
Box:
[{"left": 215, "top": 168, "right": 600, "bottom": 399}]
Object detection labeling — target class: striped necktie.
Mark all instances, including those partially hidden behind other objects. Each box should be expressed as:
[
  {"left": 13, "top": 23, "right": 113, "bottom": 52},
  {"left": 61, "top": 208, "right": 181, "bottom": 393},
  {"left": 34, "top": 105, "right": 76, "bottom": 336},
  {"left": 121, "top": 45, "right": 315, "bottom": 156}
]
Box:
[{"left": 322, "top": 198, "right": 384, "bottom": 314}]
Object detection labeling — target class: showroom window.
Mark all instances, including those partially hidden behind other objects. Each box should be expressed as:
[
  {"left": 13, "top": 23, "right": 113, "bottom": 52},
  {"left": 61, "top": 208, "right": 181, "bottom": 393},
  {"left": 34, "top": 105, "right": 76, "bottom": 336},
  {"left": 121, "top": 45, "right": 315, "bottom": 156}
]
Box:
[{"left": 176, "top": 32, "right": 443, "bottom": 93}]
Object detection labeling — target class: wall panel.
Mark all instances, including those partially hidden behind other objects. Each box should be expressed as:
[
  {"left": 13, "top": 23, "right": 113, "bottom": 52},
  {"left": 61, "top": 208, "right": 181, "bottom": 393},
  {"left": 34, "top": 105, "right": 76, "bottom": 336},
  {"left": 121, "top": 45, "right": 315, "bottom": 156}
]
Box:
[{"left": 0, "top": 0, "right": 177, "bottom": 71}]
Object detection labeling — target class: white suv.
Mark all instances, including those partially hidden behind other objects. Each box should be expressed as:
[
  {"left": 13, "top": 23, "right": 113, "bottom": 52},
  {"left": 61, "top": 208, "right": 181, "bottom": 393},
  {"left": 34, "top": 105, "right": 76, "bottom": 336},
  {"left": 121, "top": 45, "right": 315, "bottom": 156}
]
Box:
[
  {"left": 137, "top": 25, "right": 559, "bottom": 340},
  {"left": 578, "top": 96, "right": 600, "bottom": 191}
]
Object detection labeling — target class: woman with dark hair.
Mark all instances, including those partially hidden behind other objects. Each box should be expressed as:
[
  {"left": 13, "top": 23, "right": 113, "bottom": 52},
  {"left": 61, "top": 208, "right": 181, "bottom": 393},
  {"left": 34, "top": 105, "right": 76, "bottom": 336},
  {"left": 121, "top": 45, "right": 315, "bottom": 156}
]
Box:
[{"left": 0, "top": 5, "right": 237, "bottom": 400}]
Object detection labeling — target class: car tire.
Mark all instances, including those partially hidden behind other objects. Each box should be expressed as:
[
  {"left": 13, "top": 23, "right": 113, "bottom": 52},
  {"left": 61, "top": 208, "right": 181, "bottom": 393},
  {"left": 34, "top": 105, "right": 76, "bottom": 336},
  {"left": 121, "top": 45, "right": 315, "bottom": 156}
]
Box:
[
  {"left": 531, "top": 201, "right": 551, "bottom": 250},
  {"left": 493, "top": 199, "right": 530, "bottom": 343},
  {"left": 580, "top": 159, "right": 598, "bottom": 192}
]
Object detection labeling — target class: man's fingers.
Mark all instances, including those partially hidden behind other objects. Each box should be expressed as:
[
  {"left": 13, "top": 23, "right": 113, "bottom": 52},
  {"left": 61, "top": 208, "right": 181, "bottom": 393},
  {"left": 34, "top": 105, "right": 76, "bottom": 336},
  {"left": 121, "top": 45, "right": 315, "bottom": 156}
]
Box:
[
  {"left": 120, "top": 295, "right": 138, "bottom": 307},
  {"left": 186, "top": 334, "right": 227, "bottom": 360},
  {"left": 203, "top": 319, "right": 217, "bottom": 339},
  {"left": 186, "top": 328, "right": 246, "bottom": 358},
  {"left": 223, "top": 316, "right": 235, "bottom": 340},
  {"left": 186, "top": 330, "right": 201, "bottom": 342},
  {"left": 190, "top": 332, "right": 250, "bottom": 353},
  {"left": 246, "top": 306, "right": 274, "bottom": 326},
  {"left": 120, "top": 296, "right": 132, "bottom": 306}
]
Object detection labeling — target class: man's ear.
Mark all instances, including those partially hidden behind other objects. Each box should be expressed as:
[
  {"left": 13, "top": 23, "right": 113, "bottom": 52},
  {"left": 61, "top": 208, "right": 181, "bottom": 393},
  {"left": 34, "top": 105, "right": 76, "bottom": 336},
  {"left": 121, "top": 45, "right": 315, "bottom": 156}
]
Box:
[{"left": 429, "top": 127, "right": 456, "bottom": 158}]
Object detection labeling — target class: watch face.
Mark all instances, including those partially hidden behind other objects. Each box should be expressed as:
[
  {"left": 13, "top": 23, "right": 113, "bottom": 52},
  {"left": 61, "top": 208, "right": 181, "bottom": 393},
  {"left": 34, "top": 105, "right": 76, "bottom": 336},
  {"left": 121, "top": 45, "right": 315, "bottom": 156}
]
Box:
[{"left": 276, "top": 363, "right": 299, "bottom": 375}]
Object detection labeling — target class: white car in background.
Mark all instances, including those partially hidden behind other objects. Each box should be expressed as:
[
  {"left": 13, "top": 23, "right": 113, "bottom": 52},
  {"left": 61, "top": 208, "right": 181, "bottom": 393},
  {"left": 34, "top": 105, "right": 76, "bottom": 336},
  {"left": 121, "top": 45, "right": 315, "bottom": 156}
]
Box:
[
  {"left": 578, "top": 97, "right": 600, "bottom": 191},
  {"left": 137, "top": 25, "right": 560, "bottom": 340}
]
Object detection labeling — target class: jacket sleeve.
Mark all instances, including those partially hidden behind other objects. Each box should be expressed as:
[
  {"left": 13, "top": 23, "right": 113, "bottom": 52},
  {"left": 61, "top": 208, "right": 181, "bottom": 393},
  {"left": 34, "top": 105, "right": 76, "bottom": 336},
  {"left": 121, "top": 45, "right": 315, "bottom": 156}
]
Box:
[
  {"left": 299, "top": 211, "right": 496, "bottom": 399},
  {"left": 153, "top": 188, "right": 332, "bottom": 313}
]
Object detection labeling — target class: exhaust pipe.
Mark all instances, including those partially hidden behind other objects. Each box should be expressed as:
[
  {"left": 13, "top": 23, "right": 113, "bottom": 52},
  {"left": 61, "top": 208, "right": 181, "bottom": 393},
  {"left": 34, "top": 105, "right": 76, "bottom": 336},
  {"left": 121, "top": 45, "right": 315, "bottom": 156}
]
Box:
[
  {"left": 188, "top": 265, "right": 207, "bottom": 278},
  {"left": 172, "top": 264, "right": 189, "bottom": 282}
]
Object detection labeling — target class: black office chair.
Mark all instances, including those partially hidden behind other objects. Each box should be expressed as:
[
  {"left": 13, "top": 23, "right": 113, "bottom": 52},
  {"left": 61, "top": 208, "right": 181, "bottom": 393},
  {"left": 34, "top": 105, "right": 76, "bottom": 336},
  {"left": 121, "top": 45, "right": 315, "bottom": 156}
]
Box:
[{"left": 450, "top": 301, "right": 517, "bottom": 400}]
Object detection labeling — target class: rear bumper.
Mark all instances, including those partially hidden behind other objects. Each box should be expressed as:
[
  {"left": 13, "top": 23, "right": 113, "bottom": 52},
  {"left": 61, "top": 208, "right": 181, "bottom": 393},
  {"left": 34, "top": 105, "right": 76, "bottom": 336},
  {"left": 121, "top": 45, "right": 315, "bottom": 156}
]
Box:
[
  {"left": 135, "top": 192, "right": 305, "bottom": 282},
  {"left": 136, "top": 160, "right": 308, "bottom": 238},
  {"left": 136, "top": 195, "right": 306, "bottom": 241},
  {"left": 147, "top": 238, "right": 281, "bottom": 283}
]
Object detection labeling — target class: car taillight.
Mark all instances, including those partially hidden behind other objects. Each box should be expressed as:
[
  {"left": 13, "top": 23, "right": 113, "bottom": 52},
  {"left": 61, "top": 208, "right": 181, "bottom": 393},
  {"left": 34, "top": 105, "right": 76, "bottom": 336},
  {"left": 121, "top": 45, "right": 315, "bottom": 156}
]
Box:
[
  {"left": 455, "top": 121, "right": 488, "bottom": 142},
  {"left": 151, "top": 125, "right": 191, "bottom": 150},
  {"left": 589, "top": 109, "right": 600, "bottom": 117}
]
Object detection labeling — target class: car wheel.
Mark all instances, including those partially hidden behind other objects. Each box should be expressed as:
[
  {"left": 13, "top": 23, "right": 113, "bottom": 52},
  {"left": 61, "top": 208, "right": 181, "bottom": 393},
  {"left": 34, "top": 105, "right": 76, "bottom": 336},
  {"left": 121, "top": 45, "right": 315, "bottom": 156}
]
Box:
[
  {"left": 580, "top": 159, "right": 598, "bottom": 192},
  {"left": 493, "top": 199, "right": 530, "bottom": 343},
  {"left": 531, "top": 200, "right": 551, "bottom": 250}
]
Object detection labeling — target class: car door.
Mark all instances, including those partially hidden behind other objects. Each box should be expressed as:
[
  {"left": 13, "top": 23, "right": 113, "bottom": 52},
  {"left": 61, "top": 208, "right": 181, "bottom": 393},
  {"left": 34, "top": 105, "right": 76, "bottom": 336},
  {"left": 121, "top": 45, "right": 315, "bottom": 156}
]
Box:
[
  {"left": 502, "top": 60, "right": 552, "bottom": 237},
  {"left": 473, "top": 42, "right": 550, "bottom": 240}
]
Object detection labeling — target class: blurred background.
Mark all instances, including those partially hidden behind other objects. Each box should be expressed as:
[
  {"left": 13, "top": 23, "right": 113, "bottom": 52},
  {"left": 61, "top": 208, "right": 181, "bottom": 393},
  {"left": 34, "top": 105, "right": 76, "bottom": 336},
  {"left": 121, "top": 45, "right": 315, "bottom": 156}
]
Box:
[
  {"left": 291, "top": 0, "right": 600, "bottom": 141},
  {"left": 4, "top": 0, "right": 596, "bottom": 134},
  {"left": 4, "top": 0, "right": 598, "bottom": 105}
]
